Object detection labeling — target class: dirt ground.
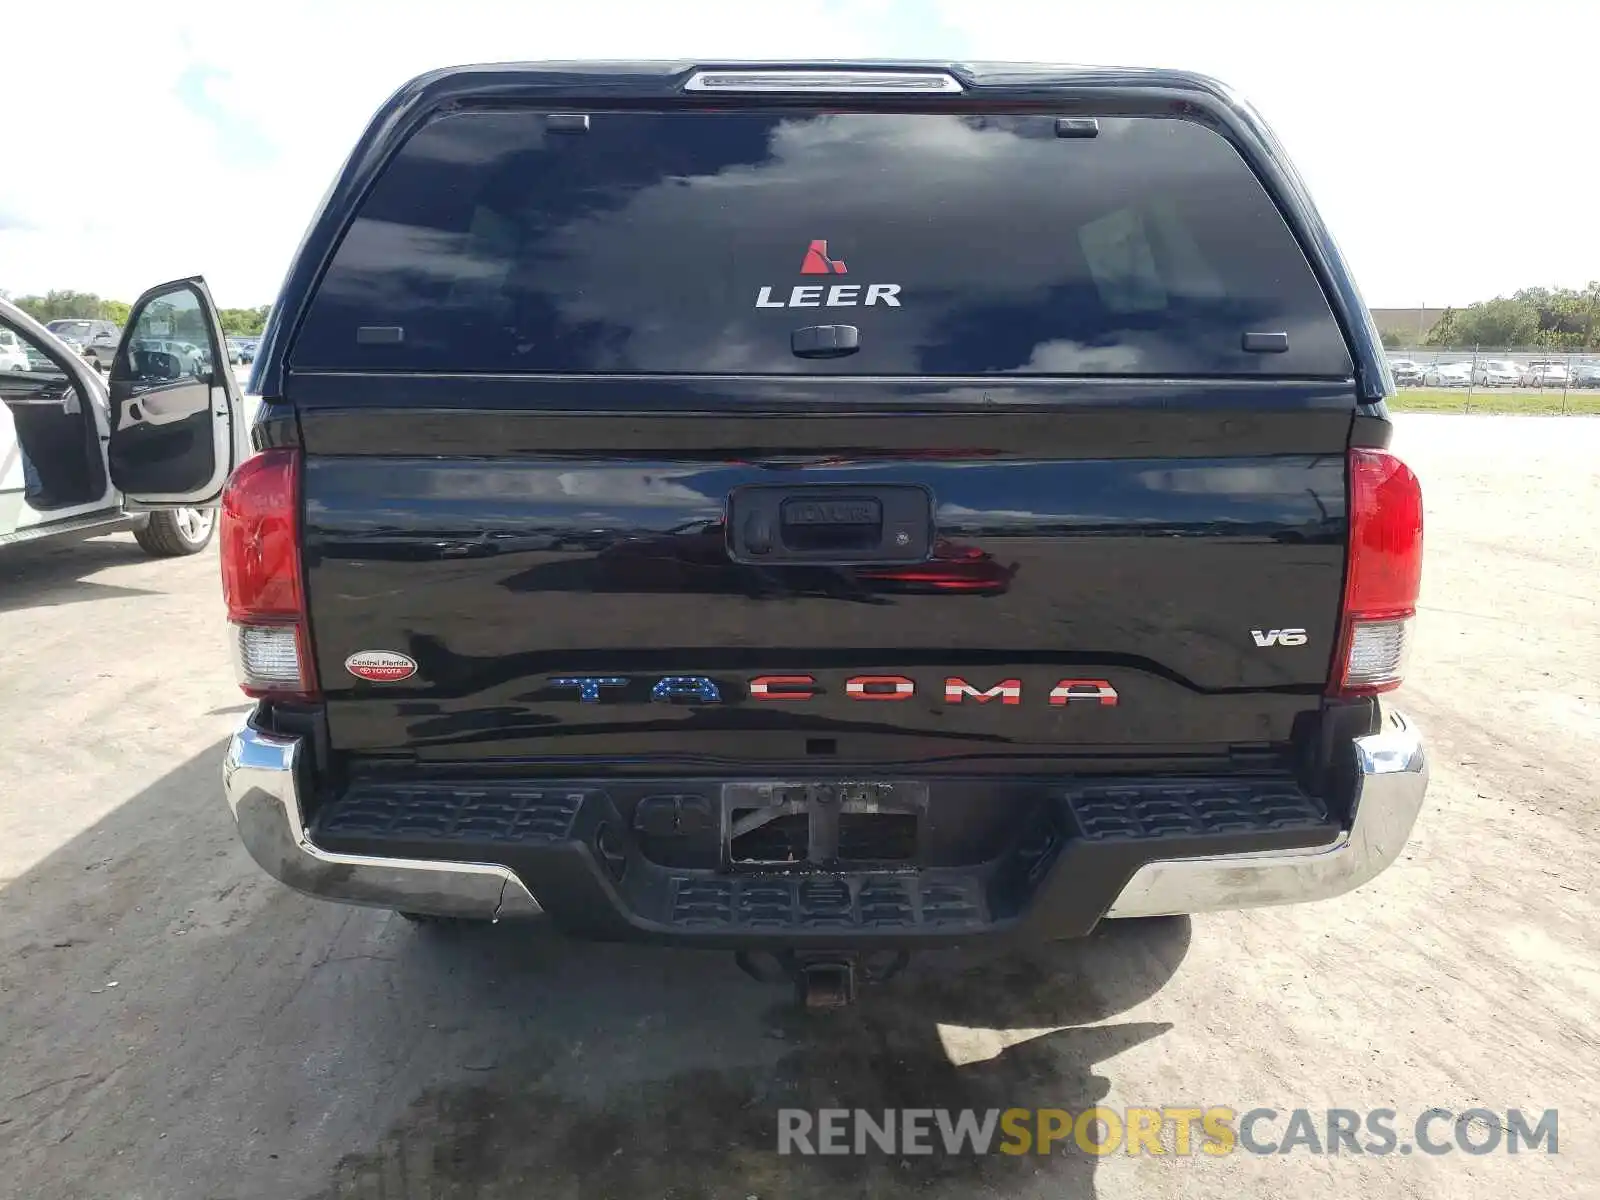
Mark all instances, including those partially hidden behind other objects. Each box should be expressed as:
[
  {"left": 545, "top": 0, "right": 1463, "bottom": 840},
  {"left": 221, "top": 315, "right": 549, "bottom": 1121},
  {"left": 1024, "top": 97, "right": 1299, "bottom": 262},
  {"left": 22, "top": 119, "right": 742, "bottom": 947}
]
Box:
[{"left": 1, "top": 414, "right": 1595, "bottom": 1199}]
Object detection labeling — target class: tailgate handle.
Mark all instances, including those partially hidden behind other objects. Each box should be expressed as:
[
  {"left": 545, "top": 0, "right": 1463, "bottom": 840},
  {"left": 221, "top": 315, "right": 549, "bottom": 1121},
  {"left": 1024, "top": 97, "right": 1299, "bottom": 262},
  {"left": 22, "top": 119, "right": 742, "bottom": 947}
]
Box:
[
  {"left": 791, "top": 325, "right": 860, "bottom": 359},
  {"left": 727, "top": 485, "right": 932, "bottom": 564},
  {"left": 780, "top": 496, "right": 882, "bottom": 551}
]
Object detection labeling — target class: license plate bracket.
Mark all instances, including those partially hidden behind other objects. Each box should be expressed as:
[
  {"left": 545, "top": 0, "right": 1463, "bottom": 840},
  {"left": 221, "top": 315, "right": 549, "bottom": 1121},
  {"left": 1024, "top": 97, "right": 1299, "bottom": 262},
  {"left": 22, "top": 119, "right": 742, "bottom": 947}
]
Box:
[{"left": 721, "top": 781, "right": 928, "bottom": 869}]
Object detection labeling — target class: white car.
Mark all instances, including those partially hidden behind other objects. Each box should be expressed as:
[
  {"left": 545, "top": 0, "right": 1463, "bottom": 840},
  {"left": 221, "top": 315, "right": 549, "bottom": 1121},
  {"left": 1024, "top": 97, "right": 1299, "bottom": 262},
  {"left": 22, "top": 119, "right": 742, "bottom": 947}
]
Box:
[
  {"left": 0, "top": 328, "right": 30, "bottom": 373},
  {"left": 1389, "top": 357, "right": 1424, "bottom": 386},
  {"left": 1, "top": 282, "right": 247, "bottom": 557},
  {"left": 1523, "top": 361, "right": 1569, "bottom": 388},
  {"left": 1472, "top": 359, "right": 1522, "bottom": 387},
  {"left": 1422, "top": 361, "right": 1473, "bottom": 388}
]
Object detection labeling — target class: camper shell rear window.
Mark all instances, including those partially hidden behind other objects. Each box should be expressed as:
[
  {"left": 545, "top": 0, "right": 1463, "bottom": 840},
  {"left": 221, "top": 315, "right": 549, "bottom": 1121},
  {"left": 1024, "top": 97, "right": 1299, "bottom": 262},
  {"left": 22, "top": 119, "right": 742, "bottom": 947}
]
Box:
[{"left": 291, "top": 110, "right": 1353, "bottom": 377}]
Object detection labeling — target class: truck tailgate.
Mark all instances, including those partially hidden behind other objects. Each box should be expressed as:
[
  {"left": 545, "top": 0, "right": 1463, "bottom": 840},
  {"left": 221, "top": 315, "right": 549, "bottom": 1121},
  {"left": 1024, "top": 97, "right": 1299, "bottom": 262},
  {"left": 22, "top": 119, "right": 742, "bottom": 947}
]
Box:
[{"left": 298, "top": 379, "right": 1352, "bottom": 767}]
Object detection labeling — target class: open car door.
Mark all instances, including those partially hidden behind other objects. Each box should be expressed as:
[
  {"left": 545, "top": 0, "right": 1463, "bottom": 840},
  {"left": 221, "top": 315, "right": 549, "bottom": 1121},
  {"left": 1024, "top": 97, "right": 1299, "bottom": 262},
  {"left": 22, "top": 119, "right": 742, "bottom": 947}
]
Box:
[{"left": 107, "top": 276, "right": 246, "bottom": 508}]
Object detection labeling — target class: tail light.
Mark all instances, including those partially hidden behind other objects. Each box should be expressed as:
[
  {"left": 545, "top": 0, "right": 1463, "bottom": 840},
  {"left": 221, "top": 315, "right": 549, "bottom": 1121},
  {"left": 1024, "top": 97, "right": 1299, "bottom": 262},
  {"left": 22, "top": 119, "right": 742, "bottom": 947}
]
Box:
[
  {"left": 220, "top": 447, "right": 317, "bottom": 700},
  {"left": 1331, "top": 448, "right": 1423, "bottom": 696}
]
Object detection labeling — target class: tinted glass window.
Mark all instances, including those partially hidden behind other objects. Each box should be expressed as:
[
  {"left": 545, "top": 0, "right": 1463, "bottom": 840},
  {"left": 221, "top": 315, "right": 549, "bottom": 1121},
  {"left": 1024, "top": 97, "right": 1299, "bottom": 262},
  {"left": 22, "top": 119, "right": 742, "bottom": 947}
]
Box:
[
  {"left": 294, "top": 111, "right": 1351, "bottom": 377},
  {"left": 122, "top": 289, "right": 215, "bottom": 387},
  {"left": 47, "top": 319, "right": 95, "bottom": 343}
]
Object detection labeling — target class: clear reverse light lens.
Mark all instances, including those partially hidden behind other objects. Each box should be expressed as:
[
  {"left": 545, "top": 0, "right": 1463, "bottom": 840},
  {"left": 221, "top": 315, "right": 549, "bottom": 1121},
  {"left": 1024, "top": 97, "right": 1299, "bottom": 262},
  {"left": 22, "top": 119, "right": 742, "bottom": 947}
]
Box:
[
  {"left": 684, "top": 70, "right": 963, "bottom": 94},
  {"left": 231, "top": 623, "right": 304, "bottom": 694},
  {"left": 1344, "top": 617, "right": 1411, "bottom": 691}
]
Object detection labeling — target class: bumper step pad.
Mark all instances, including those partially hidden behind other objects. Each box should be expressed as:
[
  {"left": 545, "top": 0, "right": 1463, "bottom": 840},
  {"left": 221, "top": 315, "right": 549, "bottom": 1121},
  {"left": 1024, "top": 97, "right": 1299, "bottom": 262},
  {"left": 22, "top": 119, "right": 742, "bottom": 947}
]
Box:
[
  {"left": 318, "top": 781, "right": 590, "bottom": 847},
  {"left": 1064, "top": 780, "right": 1332, "bottom": 841},
  {"left": 671, "top": 873, "right": 984, "bottom": 931}
]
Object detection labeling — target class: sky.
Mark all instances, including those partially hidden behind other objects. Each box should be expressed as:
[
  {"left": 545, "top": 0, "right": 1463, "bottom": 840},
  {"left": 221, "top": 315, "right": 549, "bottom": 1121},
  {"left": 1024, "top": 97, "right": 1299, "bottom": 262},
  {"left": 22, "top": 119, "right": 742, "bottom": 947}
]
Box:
[{"left": 3, "top": 0, "right": 1595, "bottom": 310}]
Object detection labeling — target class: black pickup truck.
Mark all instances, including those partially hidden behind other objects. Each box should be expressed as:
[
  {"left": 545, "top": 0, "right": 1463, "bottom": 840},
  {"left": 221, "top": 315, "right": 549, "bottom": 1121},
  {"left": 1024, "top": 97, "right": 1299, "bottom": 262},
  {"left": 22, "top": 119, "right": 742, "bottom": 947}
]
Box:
[{"left": 109, "top": 63, "right": 1428, "bottom": 1003}]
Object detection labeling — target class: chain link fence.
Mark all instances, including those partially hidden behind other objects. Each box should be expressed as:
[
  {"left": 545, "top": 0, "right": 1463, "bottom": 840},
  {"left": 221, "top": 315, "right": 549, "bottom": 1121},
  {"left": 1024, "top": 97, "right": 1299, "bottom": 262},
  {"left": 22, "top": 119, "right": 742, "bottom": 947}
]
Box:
[{"left": 1384, "top": 347, "right": 1600, "bottom": 412}]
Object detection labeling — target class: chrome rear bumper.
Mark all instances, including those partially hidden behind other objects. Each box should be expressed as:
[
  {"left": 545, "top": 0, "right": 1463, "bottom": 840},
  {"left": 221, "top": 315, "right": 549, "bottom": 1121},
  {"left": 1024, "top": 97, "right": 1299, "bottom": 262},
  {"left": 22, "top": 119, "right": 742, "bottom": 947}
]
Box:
[
  {"left": 222, "top": 707, "right": 1426, "bottom": 925},
  {"left": 1105, "top": 707, "right": 1428, "bottom": 917},
  {"left": 222, "top": 728, "right": 541, "bottom": 920}
]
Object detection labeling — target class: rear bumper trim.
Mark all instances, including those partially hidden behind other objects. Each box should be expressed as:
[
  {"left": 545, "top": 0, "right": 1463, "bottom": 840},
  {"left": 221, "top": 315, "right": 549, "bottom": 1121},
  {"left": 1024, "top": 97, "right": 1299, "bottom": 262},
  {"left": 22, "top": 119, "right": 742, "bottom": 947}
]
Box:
[
  {"left": 1104, "top": 707, "right": 1427, "bottom": 918},
  {"left": 222, "top": 724, "right": 541, "bottom": 920}
]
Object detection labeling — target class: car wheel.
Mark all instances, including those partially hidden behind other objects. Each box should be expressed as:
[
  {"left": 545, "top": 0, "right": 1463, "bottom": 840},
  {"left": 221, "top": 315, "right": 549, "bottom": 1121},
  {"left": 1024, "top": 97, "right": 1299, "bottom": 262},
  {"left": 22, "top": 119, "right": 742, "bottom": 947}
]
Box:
[{"left": 134, "top": 507, "right": 216, "bottom": 556}]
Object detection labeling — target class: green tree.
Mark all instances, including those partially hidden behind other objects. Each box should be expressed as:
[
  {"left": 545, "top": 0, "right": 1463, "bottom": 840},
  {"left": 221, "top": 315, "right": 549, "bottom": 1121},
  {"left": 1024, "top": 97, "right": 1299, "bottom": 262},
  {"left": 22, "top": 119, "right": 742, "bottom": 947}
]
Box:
[
  {"left": 14, "top": 291, "right": 273, "bottom": 335},
  {"left": 13, "top": 290, "right": 114, "bottom": 323},
  {"left": 1425, "top": 298, "right": 1539, "bottom": 348},
  {"left": 1424, "top": 307, "right": 1459, "bottom": 347},
  {"left": 217, "top": 305, "right": 271, "bottom": 336},
  {"left": 1379, "top": 328, "right": 1403, "bottom": 350},
  {"left": 11, "top": 291, "right": 138, "bottom": 328},
  {"left": 1514, "top": 283, "right": 1600, "bottom": 350}
]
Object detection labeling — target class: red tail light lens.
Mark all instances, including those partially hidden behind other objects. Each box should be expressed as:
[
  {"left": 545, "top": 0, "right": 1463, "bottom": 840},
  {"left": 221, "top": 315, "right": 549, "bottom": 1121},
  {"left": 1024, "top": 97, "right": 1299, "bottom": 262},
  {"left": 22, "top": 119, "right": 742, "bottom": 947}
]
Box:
[
  {"left": 220, "top": 448, "right": 317, "bottom": 699},
  {"left": 1331, "top": 448, "right": 1423, "bottom": 696}
]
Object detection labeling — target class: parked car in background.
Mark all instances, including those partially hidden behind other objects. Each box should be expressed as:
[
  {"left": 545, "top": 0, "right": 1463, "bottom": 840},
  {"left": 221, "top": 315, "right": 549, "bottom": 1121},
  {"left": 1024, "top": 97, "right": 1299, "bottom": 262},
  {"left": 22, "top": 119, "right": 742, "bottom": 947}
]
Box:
[
  {"left": 1422, "top": 361, "right": 1473, "bottom": 387},
  {"left": 1522, "top": 360, "right": 1569, "bottom": 388},
  {"left": 1569, "top": 362, "right": 1600, "bottom": 389},
  {"left": 0, "top": 328, "right": 30, "bottom": 373},
  {"left": 1389, "top": 358, "right": 1423, "bottom": 386},
  {"left": 44, "top": 318, "right": 121, "bottom": 370},
  {"left": 1471, "top": 359, "right": 1522, "bottom": 387}
]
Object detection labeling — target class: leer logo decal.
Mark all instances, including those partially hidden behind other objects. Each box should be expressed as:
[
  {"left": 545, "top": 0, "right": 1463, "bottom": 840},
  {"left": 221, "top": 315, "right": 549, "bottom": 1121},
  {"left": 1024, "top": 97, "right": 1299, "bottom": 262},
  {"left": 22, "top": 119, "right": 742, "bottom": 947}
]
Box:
[
  {"left": 755, "top": 240, "right": 902, "bottom": 309},
  {"left": 799, "top": 239, "right": 849, "bottom": 275},
  {"left": 345, "top": 651, "right": 418, "bottom": 682}
]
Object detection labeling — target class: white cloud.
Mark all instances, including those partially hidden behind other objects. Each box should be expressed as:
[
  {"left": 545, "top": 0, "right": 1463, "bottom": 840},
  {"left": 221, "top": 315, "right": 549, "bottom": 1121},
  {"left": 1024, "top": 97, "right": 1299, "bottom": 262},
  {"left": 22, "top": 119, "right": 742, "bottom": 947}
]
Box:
[
  {"left": 928, "top": 0, "right": 1600, "bottom": 306},
  {"left": 2, "top": 0, "right": 929, "bottom": 305},
  {"left": 3, "top": 0, "right": 1595, "bottom": 308}
]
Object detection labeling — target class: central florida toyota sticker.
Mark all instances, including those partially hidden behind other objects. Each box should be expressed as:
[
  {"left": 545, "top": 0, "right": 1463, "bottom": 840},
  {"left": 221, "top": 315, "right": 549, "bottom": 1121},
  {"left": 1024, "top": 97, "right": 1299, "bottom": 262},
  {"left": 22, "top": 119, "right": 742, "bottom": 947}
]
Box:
[{"left": 344, "top": 651, "right": 417, "bottom": 682}]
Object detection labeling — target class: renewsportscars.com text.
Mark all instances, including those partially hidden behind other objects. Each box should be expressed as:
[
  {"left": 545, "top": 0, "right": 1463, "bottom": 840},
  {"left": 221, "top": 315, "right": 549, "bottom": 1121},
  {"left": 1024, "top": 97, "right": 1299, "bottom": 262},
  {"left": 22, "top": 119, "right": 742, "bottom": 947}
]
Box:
[{"left": 777, "top": 1107, "right": 1559, "bottom": 1157}]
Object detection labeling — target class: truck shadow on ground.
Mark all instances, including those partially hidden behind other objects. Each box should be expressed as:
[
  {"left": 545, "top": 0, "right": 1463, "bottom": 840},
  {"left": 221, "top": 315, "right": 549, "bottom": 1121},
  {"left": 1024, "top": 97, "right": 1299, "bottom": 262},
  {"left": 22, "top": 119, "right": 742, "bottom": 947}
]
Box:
[
  {"left": 309, "top": 923, "right": 1183, "bottom": 1199},
  {"left": 1, "top": 739, "right": 1189, "bottom": 1200},
  {"left": 0, "top": 531, "right": 154, "bottom": 614}
]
